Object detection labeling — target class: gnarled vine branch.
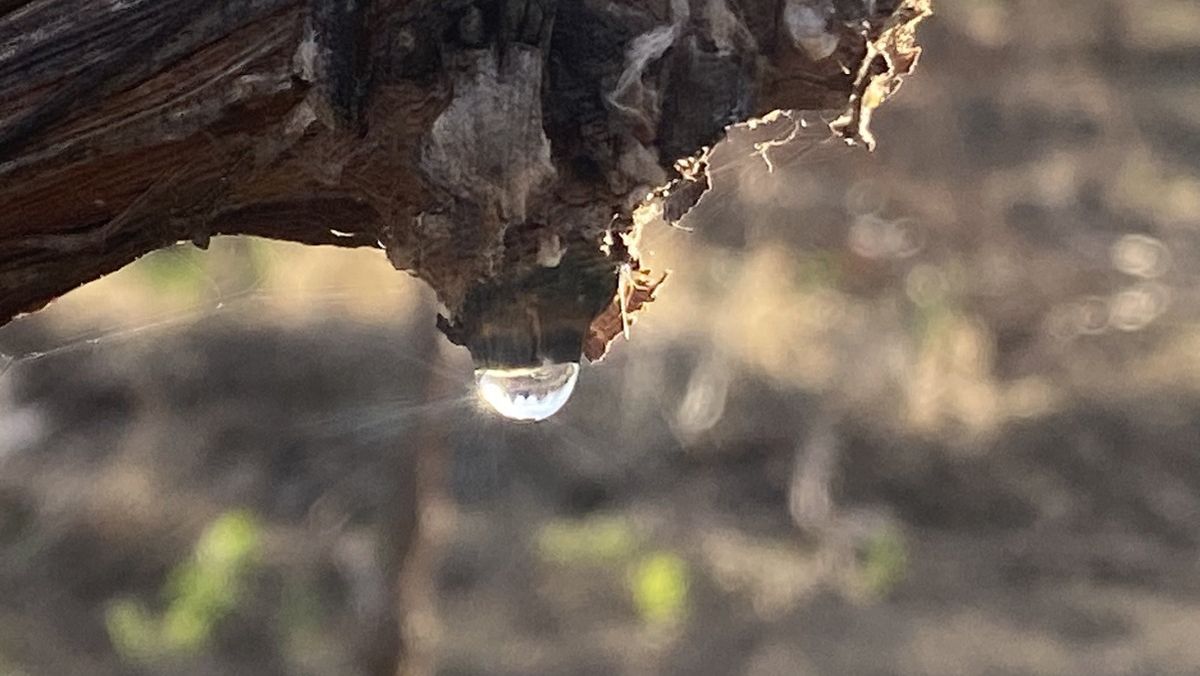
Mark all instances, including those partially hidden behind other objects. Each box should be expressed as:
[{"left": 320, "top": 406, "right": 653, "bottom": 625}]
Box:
[{"left": 0, "top": 0, "right": 929, "bottom": 359}]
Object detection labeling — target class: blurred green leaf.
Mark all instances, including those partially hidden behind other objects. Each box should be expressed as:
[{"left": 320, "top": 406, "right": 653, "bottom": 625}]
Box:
[
  {"left": 628, "top": 552, "right": 689, "bottom": 625},
  {"left": 104, "top": 599, "right": 162, "bottom": 662},
  {"left": 132, "top": 246, "right": 208, "bottom": 299},
  {"left": 859, "top": 530, "right": 909, "bottom": 598},
  {"left": 106, "top": 510, "right": 261, "bottom": 663},
  {"left": 537, "top": 516, "right": 637, "bottom": 565},
  {"left": 194, "top": 510, "right": 260, "bottom": 569}
]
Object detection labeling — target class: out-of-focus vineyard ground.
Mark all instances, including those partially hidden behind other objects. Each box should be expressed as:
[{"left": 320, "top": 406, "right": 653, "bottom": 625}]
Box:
[{"left": 3, "top": 1, "right": 1200, "bottom": 674}]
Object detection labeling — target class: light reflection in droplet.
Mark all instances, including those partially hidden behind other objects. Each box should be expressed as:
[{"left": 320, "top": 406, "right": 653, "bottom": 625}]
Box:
[{"left": 474, "top": 362, "right": 580, "bottom": 422}]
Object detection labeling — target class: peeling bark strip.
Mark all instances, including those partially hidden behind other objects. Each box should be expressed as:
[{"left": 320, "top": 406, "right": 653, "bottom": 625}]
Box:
[{"left": 0, "top": 0, "right": 929, "bottom": 355}]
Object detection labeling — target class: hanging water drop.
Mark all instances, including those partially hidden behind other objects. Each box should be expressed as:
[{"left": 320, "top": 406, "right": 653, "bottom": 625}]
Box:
[{"left": 474, "top": 362, "right": 580, "bottom": 422}]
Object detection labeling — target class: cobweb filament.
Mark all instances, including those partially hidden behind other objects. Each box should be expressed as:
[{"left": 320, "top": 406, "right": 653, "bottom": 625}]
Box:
[
  {"left": 0, "top": 290, "right": 266, "bottom": 386},
  {"left": 302, "top": 392, "right": 477, "bottom": 443},
  {"left": 709, "top": 110, "right": 846, "bottom": 184},
  {"left": 0, "top": 238, "right": 473, "bottom": 425}
]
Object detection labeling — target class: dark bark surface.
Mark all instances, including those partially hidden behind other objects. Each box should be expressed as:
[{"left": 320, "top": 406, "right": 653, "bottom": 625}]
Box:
[{"left": 0, "top": 0, "right": 928, "bottom": 356}]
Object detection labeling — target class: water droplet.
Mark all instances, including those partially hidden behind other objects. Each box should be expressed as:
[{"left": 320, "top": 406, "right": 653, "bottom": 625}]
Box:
[{"left": 474, "top": 362, "right": 580, "bottom": 422}]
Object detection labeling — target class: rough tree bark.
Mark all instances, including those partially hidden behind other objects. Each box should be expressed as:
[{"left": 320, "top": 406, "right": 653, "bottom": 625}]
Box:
[{"left": 0, "top": 0, "right": 928, "bottom": 365}]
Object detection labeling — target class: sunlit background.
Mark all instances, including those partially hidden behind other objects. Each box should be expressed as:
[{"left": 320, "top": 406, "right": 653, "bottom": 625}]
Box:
[{"left": 4, "top": 1, "right": 1200, "bottom": 674}]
